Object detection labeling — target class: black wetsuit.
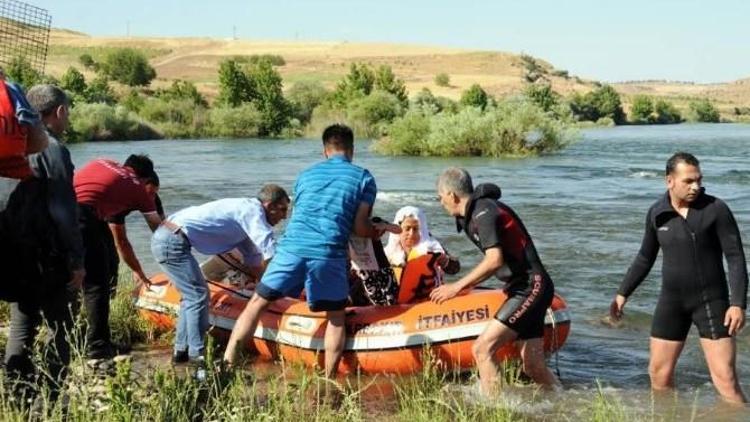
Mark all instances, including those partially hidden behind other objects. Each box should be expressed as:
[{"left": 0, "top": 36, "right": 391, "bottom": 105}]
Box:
[
  {"left": 618, "top": 190, "right": 748, "bottom": 340},
  {"left": 457, "top": 183, "right": 554, "bottom": 339}
]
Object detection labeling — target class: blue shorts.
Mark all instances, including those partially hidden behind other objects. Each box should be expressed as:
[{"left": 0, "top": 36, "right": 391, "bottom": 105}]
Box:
[{"left": 256, "top": 249, "right": 348, "bottom": 312}]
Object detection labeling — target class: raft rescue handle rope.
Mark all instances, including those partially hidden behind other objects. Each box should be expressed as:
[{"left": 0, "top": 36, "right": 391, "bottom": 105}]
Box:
[{"left": 547, "top": 307, "right": 561, "bottom": 379}]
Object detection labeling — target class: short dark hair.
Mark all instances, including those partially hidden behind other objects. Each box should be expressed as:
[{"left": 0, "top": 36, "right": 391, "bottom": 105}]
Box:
[
  {"left": 322, "top": 124, "right": 354, "bottom": 151},
  {"left": 666, "top": 152, "right": 700, "bottom": 175},
  {"left": 124, "top": 154, "right": 159, "bottom": 185},
  {"left": 258, "top": 184, "right": 289, "bottom": 204}
]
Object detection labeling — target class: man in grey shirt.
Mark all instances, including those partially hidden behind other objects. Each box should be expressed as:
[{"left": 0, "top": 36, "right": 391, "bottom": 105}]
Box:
[{"left": 4, "top": 85, "right": 83, "bottom": 403}]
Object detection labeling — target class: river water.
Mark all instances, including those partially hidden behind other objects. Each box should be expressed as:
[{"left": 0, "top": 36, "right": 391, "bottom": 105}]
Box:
[{"left": 68, "top": 124, "right": 750, "bottom": 419}]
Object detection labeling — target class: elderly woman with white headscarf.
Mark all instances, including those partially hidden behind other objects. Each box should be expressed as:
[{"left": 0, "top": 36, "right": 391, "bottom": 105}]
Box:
[{"left": 384, "top": 206, "right": 460, "bottom": 303}]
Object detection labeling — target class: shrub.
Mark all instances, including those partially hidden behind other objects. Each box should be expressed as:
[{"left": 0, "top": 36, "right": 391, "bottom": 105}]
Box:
[
  {"left": 374, "top": 65, "right": 408, "bottom": 106},
  {"left": 654, "top": 99, "right": 682, "bottom": 124},
  {"left": 348, "top": 90, "right": 404, "bottom": 129},
  {"left": 60, "top": 66, "right": 87, "bottom": 101},
  {"left": 121, "top": 90, "right": 146, "bottom": 113},
  {"left": 69, "top": 103, "right": 161, "bottom": 141},
  {"left": 331, "top": 63, "right": 374, "bottom": 105},
  {"left": 246, "top": 60, "right": 291, "bottom": 136},
  {"left": 688, "top": 99, "right": 720, "bottom": 123},
  {"left": 5, "top": 56, "right": 42, "bottom": 88},
  {"left": 155, "top": 80, "right": 207, "bottom": 106},
  {"left": 374, "top": 110, "right": 432, "bottom": 155},
  {"left": 216, "top": 59, "right": 255, "bottom": 107},
  {"left": 375, "top": 97, "right": 574, "bottom": 157},
  {"left": 460, "top": 84, "right": 489, "bottom": 110},
  {"left": 630, "top": 95, "right": 654, "bottom": 123},
  {"left": 79, "top": 53, "right": 96, "bottom": 70},
  {"left": 569, "top": 85, "right": 626, "bottom": 124},
  {"left": 206, "top": 104, "right": 263, "bottom": 138},
  {"left": 99, "top": 48, "right": 156, "bottom": 86},
  {"left": 232, "top": 54, "right": 286, "bottom": 66},
  {"left": 524, "top": 83, "right": 559, "bottom": 112},
  {"left": 552, "top": 69, "right": 569, "bottom": 78},
  {"left": 287, "top": 80, "right": 328, "bottom": 124},
  {"left": 434, "top": 72, "right": 450, "bottom": 87},
  {"left": 412, "top": 88, "right": 442, "bottom": 114},
  {"left": 84, "top": 75, "right": 116, "bottom": 104}
]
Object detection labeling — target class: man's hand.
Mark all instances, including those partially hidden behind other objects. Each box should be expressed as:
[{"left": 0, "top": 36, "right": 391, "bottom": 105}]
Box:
[
  {"left": 609, "top": 294, "right": 627, "bottom": 321},
  {"left": 436, "top": 253, "right": 451, "bottom": 268},
  {"left": 373, "top": 221, "right": 401, "bottom": 238},
  {"left": 69, "top": 268, "right": 85, "bottom": 290},
  {"left": 430, "top": 283, "right": 462, "bottom": 305},
  {"left": 133, "top": 272, "right": 151, "bottom": 287},
  {"left": 724, "top": 306, "right": 745, "bottom": 336}
]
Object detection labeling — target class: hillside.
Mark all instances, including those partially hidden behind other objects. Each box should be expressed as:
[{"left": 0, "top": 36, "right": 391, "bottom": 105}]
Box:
[{"left": 46, "top": 29, "right": 750, "bottom": 116}]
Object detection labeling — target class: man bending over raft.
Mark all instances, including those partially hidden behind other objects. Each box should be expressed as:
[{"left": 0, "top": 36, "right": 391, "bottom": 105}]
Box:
[
  {"left": 610, "top": 152, "right": 747, "bottom": 404},
  {"left": 223, "top": 124, "right": 399, "bottom": 378},
  {"left": 152, "top": 184, "right": 290, "bottom": 365},
  {"left": 430, "top": 167, "right": 561, "bottom": 394}
]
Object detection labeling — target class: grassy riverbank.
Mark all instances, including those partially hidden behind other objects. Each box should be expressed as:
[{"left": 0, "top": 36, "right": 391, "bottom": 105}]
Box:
[{"left": 0, "top": 273, "right": 698, "bottom": 421}]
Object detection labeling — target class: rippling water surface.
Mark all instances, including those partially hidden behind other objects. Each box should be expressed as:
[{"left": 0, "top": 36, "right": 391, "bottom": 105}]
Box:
[{"left": 69, "top": 124, "right": 750, "bottom": 417}]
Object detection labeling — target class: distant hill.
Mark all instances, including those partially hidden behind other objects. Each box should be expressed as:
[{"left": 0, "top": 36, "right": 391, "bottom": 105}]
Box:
[{"left": 45, "top": 28, "right": 750, "bottom": 117}]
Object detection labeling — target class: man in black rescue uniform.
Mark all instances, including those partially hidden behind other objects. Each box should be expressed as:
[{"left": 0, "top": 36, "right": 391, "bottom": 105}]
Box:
[
  {"left": 610, "top": 152, "right": 748, "bottom": 404},
  {"left": 431, "top": 167, "right": 560, "bottom": 395}
]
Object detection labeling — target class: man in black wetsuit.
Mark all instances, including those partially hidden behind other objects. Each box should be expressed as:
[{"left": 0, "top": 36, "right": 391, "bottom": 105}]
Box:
[
  {"left": 610, "top": 152, "right": 747, "bottom": 404},
  {"left": 431, "top": 167, "right": 560, "bottom": 395}
]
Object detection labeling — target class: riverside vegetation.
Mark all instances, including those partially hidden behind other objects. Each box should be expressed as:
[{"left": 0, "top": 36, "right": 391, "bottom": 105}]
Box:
[
  {"left": 0, "top": 270, "right": 666, "bottom": 421},
  {"left": 3, "top": 48, "right": 729, "bottom": 158}
]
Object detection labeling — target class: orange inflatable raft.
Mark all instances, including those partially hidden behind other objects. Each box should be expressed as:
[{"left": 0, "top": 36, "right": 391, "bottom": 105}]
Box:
[{"left": 133, "top": 274, "right": 571, "bottom": 375}]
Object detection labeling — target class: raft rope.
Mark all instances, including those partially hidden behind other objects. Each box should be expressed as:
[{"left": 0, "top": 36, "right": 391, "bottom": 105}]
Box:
[
  {"left": 206, "top": 279, "right": 252, "bottom": 299},
  {"left": 547, "top": 307, "right": 561, "bottom": 379}
]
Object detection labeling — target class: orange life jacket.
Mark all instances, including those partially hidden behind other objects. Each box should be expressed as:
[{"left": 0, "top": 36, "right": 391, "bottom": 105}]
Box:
[{"left": 0, "top": 82, "right": 31, "bottom": 179}]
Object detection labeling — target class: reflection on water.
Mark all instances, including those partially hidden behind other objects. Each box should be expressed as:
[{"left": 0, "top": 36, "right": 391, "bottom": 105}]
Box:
[{"left": 70, "top": 124, "right": 750, "bottom": 416}]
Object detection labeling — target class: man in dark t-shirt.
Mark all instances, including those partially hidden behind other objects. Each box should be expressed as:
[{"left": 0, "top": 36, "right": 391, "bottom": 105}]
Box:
[
  {"left": 430, "top": 167, "right": 560, "bottom": 396},
  {"left": 74, "top": 155, "right": 162, "bottom": 359}
]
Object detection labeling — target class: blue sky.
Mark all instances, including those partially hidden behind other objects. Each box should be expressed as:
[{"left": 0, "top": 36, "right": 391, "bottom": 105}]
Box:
[{"left": 33, "top": 0, "right": 749, "bottom": 83}]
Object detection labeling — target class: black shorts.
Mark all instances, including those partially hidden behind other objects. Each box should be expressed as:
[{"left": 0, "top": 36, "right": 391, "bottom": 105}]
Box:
[
  {"left": 651, "top": 296, "right": 730, "bottom": 341},
  {"left": 495, "top": 273, "right": 554, "bottom": 340}
]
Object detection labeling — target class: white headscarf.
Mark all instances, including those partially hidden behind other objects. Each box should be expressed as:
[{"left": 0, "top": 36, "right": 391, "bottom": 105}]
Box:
[{"left": 384, "top": 206, "right": 444, "bottom": 266}]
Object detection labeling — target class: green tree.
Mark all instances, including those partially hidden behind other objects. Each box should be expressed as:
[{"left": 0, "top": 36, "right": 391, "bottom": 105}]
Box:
[
  {"left": 434, "top": 73, "right": 450, "bottom": 87},
  {"left": 332, "top": 63, "right": 374, "bottom": 105},
  {"left": 524, "top": 84, "right": 559, "bottom": 113},
  {"left": 99, "top": 48, "right": 156, "bottom": 86},
  {"left": 287, "top": 80, "right": 328, "bottom": 124},
  {"left": 689, "top": 99, "right": 720, "bottom": 123},
  {"left": 374, "top": 65, "right": 408, "bottom": 106},
  {"left": 6, "top": 56, "right": 42, "bottom": 88},
  {"left": 216, "top": 59, "right": 255, "bottom": 107},
  {"left": 246, "top": 60, "right": 290, "bottom": 136},
  {"left": 570, "top": 85, "right": 625, "bottom": 124},
  {"left": 630, "top": 95, "right": 654, "bottom": 123},
  {"left": 460, "top": 84, "right": 489, "bottom": 110},
  {"left": 654, "top": 99, "right": 682, "bottom": 124},
  {"left": 60, "top": 66, "right": 87, "bottom": 97}
]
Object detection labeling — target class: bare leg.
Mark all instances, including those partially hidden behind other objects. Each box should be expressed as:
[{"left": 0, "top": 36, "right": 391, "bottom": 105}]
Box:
[
  {"left": 223, "top": 293, "right": 271, "bottom": 364},
  {"left": 472, "top": 319, "right": 518, "bottom": 395},
  {"left": 700, "top": 337, "right": 746, "bottom": 404},
  {"left": 518, "top": 337, "right": 561, "bottom": 389},
  {"left": 649, "top": 337, "right": 685, "bottom": 390},
  {"left": 324, "top": 310, "right": 346, "bottom": 379}
]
